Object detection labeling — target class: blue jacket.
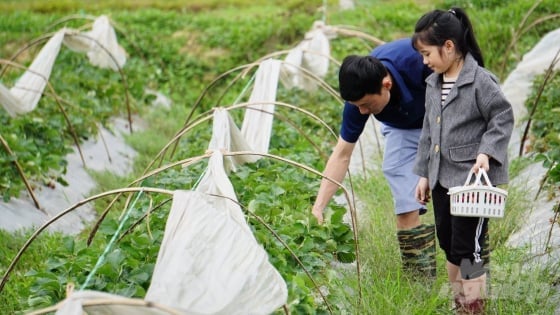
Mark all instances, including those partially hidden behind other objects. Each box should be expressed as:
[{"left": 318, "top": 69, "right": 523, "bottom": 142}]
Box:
[{"left": 341, "top": 38, "right": 432, "bottom": 143}]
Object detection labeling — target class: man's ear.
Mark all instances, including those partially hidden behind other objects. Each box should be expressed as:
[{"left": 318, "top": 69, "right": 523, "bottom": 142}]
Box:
[{"left": 382, "top": 76, "right": 392, "bottom": 89}]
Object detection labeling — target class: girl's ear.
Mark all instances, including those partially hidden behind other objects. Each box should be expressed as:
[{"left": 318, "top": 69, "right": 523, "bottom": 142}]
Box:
[{"left": 444, "top": 39, "right": 455, "bottom": 52}]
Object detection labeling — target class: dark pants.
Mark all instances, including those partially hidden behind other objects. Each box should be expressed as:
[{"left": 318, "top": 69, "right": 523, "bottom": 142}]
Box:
[{"left": 432, "top": 183, "right": 488, "bottom": 267}]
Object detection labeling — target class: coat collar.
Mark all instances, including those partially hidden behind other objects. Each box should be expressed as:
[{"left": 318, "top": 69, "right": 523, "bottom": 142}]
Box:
[
  {"left": 426, "top": 53, "right": 478, "bottom": 106},
  {"left": 426, "top": 53, "right": 478, "bottom": 87}
]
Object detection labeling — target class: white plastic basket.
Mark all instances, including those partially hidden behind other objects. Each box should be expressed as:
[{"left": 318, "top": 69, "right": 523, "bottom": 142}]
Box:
[{"left": 448, "top": 168, "right": 507, "bottom": 218}]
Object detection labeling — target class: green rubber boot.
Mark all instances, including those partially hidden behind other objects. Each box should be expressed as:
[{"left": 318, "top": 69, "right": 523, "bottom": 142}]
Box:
[{"left": 397, "top": 223, "right": 437, "bottom": 278}]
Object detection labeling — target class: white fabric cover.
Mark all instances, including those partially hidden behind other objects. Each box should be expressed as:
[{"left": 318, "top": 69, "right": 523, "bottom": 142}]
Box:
[
  {"left": 504, "top": 28, "right": 560, "bottom": 260},
  {"left": 145, "top": 190, "right": 287, "bottom": 314},
  {"left": 339, "top": 0, "right": 355, "bottom": 10},
  {"left": 145, "top": 152, "right": 287, "bottom": 314},
  {"left": 241, "top": 59, "right": 282, "bottom": 154},
  {"left": 194, "top": 150, "right": 248, "bottom": 227},
  {"left": 145, "top": 151, "right": 287, "bottom": 314},
  {"left": 502, "top": 28, "right": 560, "bottom": 125},
  {"left": 63, "top": 15, "right": 127, "bottom": 71},
  {"left": 53, "top": 290, "right": 179, "bottom": 315},
  {"left": 280, "top": 21, "right": 331, "bottom": 91},
  {"left": 2, "top": 30, "right": 65, "bottom": 116},
  {"left": 208, "top": 108, "right": 259, "bottom": 172},
  {"left": 0, "top": 15, "right": 126, "bottom": 116}
]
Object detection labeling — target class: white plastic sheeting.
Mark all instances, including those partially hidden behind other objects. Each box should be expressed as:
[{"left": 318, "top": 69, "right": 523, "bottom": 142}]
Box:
[
  {"left": 146, "top": 161, "right": 287, "bottom": 313},
  {"left": 0, "top": 15, "right": 126, "bottom": 116},
  {"left": 339, "top": 0, "right": 355, "bottom": 10},
  {"left": 47, "top": 290, "right": 179, "bottom": 315},
  {"left": 63, "top": 16, "right": 127, "bottom": 71},
  {"left": 1, "top": 30, "right": 65, "bottom": 116},
  {"left": 193, "top": 150, "right": 248, "bottom": 227},
  {"left": 502, "top": 27, "right": 560, "bottom": 148},
  {"left": 241, "top": 58, "right": 282, "bottom": 154},
  {"left": 280, "top": 21, "right": 331, "bottom": 91},
  {"left": 0, "top": 118, "right": 135, "bottom": 235},
  {"left": 209, "top": 108, "right": 259, "bottom": 172},
  {"left": 147, "top": 151, "right": 288, "bottom": 314},
  {"left": 504, "top": 28, "right": 560, "bottom": 260}
]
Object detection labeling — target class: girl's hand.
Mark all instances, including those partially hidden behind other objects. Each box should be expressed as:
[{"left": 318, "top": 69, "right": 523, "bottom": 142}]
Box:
[
  {"left": 472, "top": 153, "right": 490, "bottom": 173},
  {"left": 415, "top": 177, "right": 430, "bottom": 205}
]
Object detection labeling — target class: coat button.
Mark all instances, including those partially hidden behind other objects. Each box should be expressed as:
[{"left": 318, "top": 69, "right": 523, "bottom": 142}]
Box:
[
  {"left": 434, "top": 144, "right": 440, "bottom": 153},
  {"left": 436, "top": 116, "right": 441, "bottom": 124}
]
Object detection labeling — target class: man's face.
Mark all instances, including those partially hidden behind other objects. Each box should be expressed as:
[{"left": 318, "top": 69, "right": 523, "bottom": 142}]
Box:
[
  {"left": 350, "top": 89, "right": 390, "bottom": 115},
  {"left": 348, "top": 76, "right": 392, "bottom": 115}
]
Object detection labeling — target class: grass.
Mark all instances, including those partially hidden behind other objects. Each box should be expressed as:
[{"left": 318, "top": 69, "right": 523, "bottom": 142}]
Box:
[
  {"left": 341, "top": 168, "right": 448, "bottom": 314},
  {"left": 337, "top": 166, "right": 558, "bottom": 314},
  {"left": 0, "top": 0, "right": 559, "bottom": 314}
]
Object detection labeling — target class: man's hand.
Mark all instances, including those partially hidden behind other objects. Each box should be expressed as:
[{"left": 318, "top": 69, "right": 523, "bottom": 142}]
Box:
[
  {"left": 311, "top": 207, "right": 324, "bottom": 224},
  {"left": 415, "top": 177, "right": 430, "bottom": 205}
]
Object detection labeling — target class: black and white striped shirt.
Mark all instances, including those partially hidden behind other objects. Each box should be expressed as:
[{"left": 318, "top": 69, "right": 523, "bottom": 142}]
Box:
[{"left": 441, "top": 75, "right": 456, "bottom": 106}]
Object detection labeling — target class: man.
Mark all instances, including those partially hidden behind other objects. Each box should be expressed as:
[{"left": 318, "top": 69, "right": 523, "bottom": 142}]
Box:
[{"left": 311, "top": 38, "right": 435, "bottom": 276}]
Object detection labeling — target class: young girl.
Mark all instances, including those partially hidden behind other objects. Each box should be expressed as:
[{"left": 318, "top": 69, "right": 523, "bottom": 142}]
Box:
[{"left": 412, "top": 7, "right": 514, "bottom": 313}]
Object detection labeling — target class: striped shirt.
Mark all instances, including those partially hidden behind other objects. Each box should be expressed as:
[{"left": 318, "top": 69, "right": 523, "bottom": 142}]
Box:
[{"left": 441, "top": 76, "right": 456, "bottom": 105}]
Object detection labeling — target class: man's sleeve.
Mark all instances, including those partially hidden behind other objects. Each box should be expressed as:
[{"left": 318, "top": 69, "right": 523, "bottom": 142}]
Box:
[{"left": 340, "top": 102, "right": 369, "bottom": 143}]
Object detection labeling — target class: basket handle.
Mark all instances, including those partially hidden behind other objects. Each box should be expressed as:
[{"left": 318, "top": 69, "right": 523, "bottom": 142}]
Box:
[{"left": 464, "top": 168, "right": 493, "bottom": 187}]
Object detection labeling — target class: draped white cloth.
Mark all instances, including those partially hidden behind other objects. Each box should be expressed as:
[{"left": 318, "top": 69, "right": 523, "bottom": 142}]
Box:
[
  {"left": 1, "top": 30, "right": 65, "bottom": 116},
  {"left": 63, "top": 16, "right": 127, "bottom": 71},
  {"left": 280, "top": 21, "right": 331, "bottom": 91},
  {"left": 241, "top": 58, "right": 282, "bottom": 154},
  {"left": 145, "top": 151, "right": 287, "bottom": 314},
  {"left": 145, "top": 190, "right": 287, "bottom": 315},
  {"left": 48, "top": 290, "right": 181, "bottom": 315},
  {"left": 208, "top": 108, "right": 259, "bottom": 172},
  {"left": 0, "top": 15, "right": 126, "bottom": 116}
]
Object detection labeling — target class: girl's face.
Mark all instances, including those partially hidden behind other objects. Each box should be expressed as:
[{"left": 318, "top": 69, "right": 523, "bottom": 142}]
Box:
[{"left": 415, "top": 40, "right": 455, "bottom": 74}]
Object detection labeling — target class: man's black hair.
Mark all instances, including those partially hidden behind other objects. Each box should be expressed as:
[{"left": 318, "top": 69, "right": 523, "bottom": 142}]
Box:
[{"left": 338, "top": 55, "right": 388, "bottom": 102}]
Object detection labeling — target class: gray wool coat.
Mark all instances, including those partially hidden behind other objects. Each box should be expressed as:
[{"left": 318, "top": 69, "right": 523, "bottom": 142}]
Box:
[{"left": 413, "top": 53, "right": 514, "bottom": 190}]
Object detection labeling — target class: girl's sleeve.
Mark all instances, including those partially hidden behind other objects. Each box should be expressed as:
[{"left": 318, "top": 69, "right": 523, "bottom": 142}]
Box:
[
  {"left": 413, "top": 106, "right": 431, "bottom": 178},
  {"left": 477, "top": 82, "right": 514, "bottom": 165}
]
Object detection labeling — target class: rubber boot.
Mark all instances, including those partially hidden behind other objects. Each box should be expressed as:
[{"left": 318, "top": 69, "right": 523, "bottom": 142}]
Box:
[{"left": 397, "top": 223, "right": 436, "bottom": 278}]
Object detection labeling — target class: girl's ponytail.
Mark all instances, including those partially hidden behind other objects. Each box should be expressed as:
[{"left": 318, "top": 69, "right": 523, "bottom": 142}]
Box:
[
  {"left": 450, "top": 7, "right": 484, "bottom": 67},
  {"left": 412, "top": 7, "right": 484, "bottom": 67}
]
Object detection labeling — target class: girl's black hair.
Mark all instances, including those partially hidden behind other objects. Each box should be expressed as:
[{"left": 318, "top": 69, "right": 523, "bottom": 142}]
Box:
[
  {"left": 412, "top": 7, "right": 484, "bottom": 67},
  {"left": 338, "top": 55, "right": 387, "bottom": 102}
]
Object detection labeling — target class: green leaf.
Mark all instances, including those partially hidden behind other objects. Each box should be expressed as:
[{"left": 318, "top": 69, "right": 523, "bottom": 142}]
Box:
[
  {"left": 63, "top": 237, "right": 75, "bottom": 253},
  {"left": 27, "top": 295, "right": 52, "bottom": 308},
  {"left": 335, "top": 251, "right": 356, "bottom": 263},
  {"left": 271, "top": 185, "right": 286, "bottom": 196},
  {"left": 106, "top": 249, "right": 126, "bottom": 271}
]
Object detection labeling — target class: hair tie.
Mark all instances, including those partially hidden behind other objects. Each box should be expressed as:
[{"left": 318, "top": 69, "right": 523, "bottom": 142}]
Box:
[{"left": 448, "top": 9, "right": 456, "bottom": 15}]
